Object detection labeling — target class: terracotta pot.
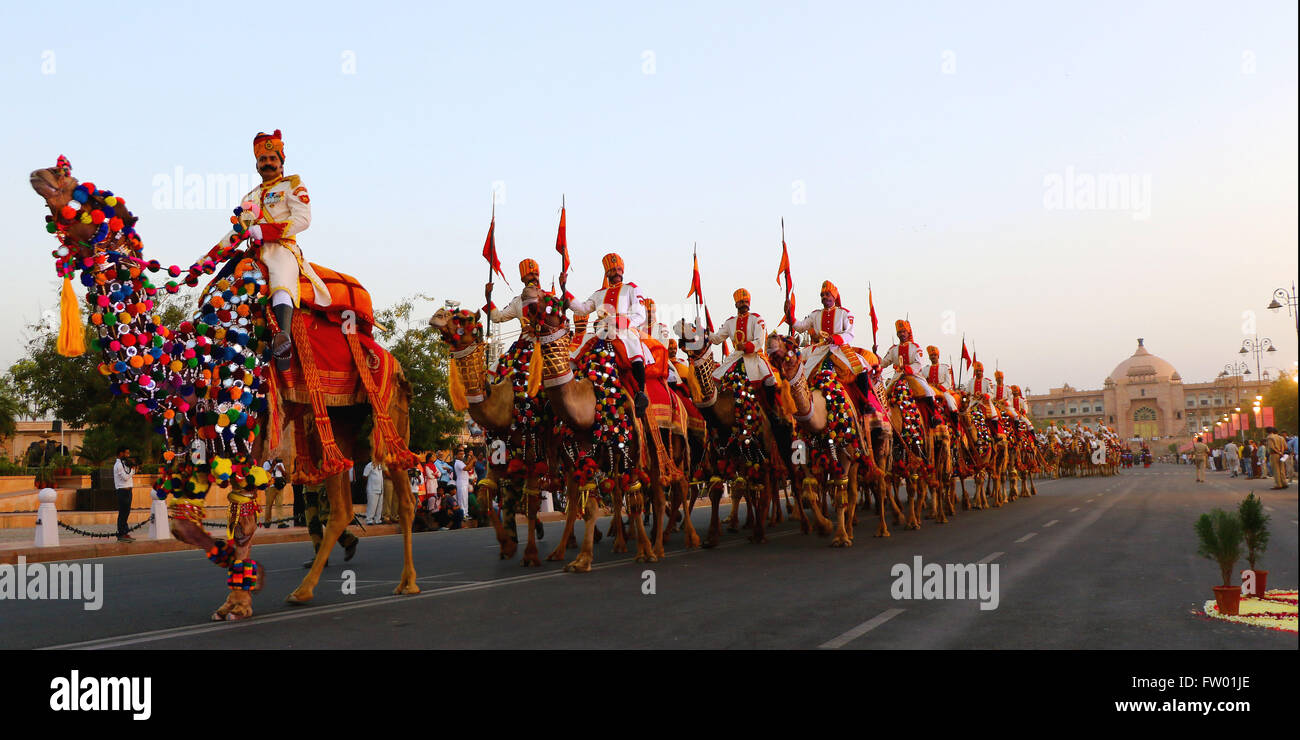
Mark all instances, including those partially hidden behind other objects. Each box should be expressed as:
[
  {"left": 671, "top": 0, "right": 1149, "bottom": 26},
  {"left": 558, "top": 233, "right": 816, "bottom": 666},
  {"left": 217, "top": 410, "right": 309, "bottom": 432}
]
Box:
[
  {"left": 1246, "top": 569, "right": 1268, "bottom": 598},
  {"left": 1212, "top": 586, "right": 1241, "bottom": 616}
]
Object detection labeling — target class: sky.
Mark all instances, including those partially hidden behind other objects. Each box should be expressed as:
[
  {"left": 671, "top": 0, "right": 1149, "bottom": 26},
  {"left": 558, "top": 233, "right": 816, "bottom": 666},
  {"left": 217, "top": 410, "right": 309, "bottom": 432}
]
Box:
[{"left": 2, "top": 0, "right": 1296, "bottom": 396}]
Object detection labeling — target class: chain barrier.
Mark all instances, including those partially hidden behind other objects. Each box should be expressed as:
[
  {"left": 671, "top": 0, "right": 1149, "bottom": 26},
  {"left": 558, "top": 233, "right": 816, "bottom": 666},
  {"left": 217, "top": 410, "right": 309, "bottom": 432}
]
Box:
[{"left": 49, "top": 514, "right": 298, "bottom": 538}]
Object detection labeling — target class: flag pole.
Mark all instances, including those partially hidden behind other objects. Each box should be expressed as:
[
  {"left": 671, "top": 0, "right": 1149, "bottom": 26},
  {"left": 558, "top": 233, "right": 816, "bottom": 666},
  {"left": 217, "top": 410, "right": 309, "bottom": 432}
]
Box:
[
  {"left": 485, "top": 197, "right": 495, "bottom": 344},
  {"left": 958, "top": 332, "right": 965, "bottom": 388}
]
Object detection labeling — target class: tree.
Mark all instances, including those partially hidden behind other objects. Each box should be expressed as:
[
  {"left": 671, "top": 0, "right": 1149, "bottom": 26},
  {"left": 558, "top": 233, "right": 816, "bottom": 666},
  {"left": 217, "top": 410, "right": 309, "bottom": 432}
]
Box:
[
  {"left": 0, "top": 377, "right": 26, "bottom": 439},
  {"left": 1262, "top": 376, "right": 1298, "bottom": 435},
  {"left": 5, "top": 288, "right": 197, "bottom": 464},
  {"left": 372, "top": 297, "right": 464, "bottom": 453}
]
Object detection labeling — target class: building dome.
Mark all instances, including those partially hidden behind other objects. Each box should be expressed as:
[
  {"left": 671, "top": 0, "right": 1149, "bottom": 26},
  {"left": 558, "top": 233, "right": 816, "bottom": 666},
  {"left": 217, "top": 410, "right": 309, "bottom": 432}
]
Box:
[{"left": 1109, "top": 338, "right": 1179, "bottom": 383}]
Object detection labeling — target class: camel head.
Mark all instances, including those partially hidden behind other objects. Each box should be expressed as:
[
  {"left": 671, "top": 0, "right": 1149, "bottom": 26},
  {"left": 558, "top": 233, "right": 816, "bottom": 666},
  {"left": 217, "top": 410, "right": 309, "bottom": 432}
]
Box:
[
  {"left": 674, "top": 319, "right": 710, "bottom": 360},
  {"left": 527, "top": 292, "right": 569, "bottom": 335},
  {"left": 429, "top": 307, "right": 482, "bottom": 352},
  {"left": 32, "top": 157, "right": 141, "bottom": 262},
  {"left": 765, "top": 334, "right": 802, "bottom": 379}
]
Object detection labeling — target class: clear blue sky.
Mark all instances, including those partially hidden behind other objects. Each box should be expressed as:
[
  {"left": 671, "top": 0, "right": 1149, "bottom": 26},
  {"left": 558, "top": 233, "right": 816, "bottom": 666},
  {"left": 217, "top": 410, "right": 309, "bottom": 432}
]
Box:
[{"left": 3, "top": 0, "right": 1296, "bottom": 394}]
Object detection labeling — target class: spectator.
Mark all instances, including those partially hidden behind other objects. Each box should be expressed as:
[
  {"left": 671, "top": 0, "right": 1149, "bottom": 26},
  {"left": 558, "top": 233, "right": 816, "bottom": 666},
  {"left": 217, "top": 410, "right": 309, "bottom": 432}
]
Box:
[
  {"left": 1243, "top": 441, "right": 1255, "bottom": 479},
  {"left": 454, "top": 446, "right": 471, "bottom": 521},
  {"left": 262, "top": 458, "right": 290, "bottom": 528},
  {"left": 1288, "top": 434, "right": 1298, "bottom": 481},
  {"left": 1191, "top": 437, "right": 1209, "bottom": 483},
  {"left": 362, "top": 458, "right": 385, "bottom": 524},
  {"left": 435, "top": 451, "right": 454, "bottom": 491},
  {"left": 432, "top": 489, "right": 464, "bottom": 530},
  {"left": 1211, "top": 447, "right": 1222, "bottom": 471},
  {"left": 1223, "top": 441, "right": 1239, "bottom": 478},
  {"left": 113, "top": 446, "right": 136, "bottom": 543}
]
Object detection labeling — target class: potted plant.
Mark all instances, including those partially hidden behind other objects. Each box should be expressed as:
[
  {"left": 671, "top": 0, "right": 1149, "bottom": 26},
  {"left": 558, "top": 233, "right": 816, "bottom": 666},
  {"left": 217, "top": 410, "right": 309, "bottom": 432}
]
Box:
[
  {"left": 1238, "top": 492, "right": 1270, "bottom": 597},
  {"left": 1195, "top": 509, "right": 1244, "bottom": 615},
  {"left": 51, "top": 453, "right": 73, "bottom": 477}
]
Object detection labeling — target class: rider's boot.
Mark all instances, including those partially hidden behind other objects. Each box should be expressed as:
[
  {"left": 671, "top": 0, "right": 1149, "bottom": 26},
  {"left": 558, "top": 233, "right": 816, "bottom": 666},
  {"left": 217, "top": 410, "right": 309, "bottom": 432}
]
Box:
[
  {"left": 272, "top": 302, "right": 294, "bottom": 372},
  {"left": 632, "top": 360, "right": 649, "bottom": 412}
]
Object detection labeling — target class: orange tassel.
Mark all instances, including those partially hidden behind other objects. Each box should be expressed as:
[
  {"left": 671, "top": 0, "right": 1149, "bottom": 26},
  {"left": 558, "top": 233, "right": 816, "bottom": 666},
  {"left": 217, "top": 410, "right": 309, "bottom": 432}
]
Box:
[{"left": 57, "top": 274, "right": 86, "bottom": 357}]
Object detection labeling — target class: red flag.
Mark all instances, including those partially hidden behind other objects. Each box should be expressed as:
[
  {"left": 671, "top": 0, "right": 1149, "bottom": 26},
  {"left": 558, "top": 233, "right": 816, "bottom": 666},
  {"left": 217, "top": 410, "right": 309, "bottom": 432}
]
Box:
[
  {"left": 482, "top": 215, "right": 507, "bottom": 284},
  {"left": 960, "top": 338, "right": 972, "bottom": 369},
  {"left": 1262, "top": 407, "right": 1274, "bottom": 427},
  {"left": 555, "top": 203, "right": 569, "bottom": 276},
  {"left": 972, "top": 351, "right": 978, "bottom": 368},
  {"left": 868, "top": 286, "right": 879, "bottom": 350},
  {"left": 777, "top": 238, "right": 795, "bottom": 326},
  {"left": 687, "top": 251, "right": 702, "bottom": 300}
]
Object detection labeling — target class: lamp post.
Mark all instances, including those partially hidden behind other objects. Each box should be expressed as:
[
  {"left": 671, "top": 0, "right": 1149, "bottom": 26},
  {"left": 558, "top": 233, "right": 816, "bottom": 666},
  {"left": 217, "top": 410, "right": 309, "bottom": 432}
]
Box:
[
  {"left": 1238, "top": 336, "right": 1276, "bottom": 380},
  {"left": 1267, "top": 280, "right": 1298, "bottom": 338}
]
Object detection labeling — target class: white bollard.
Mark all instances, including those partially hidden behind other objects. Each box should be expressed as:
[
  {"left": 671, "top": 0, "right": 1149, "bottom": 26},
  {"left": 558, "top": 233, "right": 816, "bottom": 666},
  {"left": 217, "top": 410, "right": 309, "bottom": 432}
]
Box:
[
  {"left": 149, "top": 495, "right": 172, "bottom": 540},
  {"left": 539, "top": 491, "right": 554, "bottom": 513},
  {"left": 34, "top": 487, "right": 59, "bottom": 548}
]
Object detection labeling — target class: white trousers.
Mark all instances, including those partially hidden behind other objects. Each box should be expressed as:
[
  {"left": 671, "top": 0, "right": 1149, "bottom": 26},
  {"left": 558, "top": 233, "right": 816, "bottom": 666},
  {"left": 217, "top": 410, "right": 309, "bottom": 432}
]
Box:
[{"left": 366, "top": 490, "right": 384, "bottom": 523}]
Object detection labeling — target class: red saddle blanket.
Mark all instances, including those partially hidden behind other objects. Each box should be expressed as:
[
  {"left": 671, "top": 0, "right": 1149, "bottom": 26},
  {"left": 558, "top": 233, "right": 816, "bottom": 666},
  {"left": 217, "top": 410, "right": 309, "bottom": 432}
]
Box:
[{"left": 299, "top": 262, "right": 377, "bottom": 333}]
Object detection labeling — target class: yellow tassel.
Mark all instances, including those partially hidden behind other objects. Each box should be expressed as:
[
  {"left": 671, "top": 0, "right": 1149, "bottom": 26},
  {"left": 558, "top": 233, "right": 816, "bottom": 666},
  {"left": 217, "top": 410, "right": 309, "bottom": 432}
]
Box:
[
  {"left": 526, "top": 339, "right": 543, "bottom": 397},
  {"left": 678, "top": 361, "right": 703, "bottom": 403},
  {"left": 447, "top": 357, "right": 469, "bottom": 411},
  {"left": 57, "top": 274, "right": 86, "bottom": 357}
]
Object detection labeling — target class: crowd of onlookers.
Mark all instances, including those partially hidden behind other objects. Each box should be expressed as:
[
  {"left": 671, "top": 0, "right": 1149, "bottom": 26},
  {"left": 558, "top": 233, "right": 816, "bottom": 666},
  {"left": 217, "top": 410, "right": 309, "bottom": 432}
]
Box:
[{"left": 1181, "top": 429, "right": 1297, "bottom": 489}]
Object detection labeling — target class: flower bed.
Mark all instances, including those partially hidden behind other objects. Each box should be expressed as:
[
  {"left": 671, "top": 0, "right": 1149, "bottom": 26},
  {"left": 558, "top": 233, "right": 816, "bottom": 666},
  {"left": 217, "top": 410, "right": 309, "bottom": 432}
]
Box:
[{"left": 1200, "top": 589, "right": 1297, "bottom": 633}]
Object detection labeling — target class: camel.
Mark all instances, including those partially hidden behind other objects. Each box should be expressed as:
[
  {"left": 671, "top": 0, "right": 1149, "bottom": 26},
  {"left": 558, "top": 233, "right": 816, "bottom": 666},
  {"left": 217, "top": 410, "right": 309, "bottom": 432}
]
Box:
[
  {"left": 676, "top": 321, "right": 793, "bottom": 547},
  {"left": 31, "top": 160, "right": 419, "bottom": 621},
  {"left": 766, "top": 336, "right": 877, "bottom": 545},
  {"left": 524, "top": 292, "right": 694, "bottom": 571},
  {"left": 429, "top": 300, "right": 566, "bottom": 567}
]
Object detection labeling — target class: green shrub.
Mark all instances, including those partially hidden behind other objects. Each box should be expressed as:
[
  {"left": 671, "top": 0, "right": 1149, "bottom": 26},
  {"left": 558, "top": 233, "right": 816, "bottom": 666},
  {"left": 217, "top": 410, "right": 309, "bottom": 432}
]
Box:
[
  {"left": 1195, "top": 509, "right": 1243, "bottom": 587},
  {"left": 1238, "top": 492, "right": 1270, "bottom": 571}
]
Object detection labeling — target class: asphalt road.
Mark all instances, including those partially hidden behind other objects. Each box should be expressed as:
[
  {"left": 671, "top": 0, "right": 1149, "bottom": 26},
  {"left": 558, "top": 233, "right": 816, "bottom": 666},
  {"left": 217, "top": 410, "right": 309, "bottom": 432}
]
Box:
[{"left": 3, "top": 463, "right": 1295, "bottom": 649}]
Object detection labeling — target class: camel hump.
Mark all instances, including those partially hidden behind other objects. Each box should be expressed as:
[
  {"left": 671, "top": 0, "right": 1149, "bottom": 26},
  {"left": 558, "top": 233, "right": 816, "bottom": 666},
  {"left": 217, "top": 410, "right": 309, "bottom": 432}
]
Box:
[{"left": 300, "top": 262, "right": 376, "bottom": 329}]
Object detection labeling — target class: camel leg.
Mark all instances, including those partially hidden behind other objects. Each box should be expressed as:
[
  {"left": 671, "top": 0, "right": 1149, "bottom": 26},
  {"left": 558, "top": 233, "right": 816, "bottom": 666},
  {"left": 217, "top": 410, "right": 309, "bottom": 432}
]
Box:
[
  {"left": 704, "top": 480, "right": 723, "bottom": 548},
  {"left": 610, "top": 488, "right": 628, "bottom": 553},
  {"left": 749, "top": 481, "right": 769, "bottom": 545},
  {"left": 520, "top": 480, "right": 543, "bottom": 567},
  {"left": 389, "top": 469, "right": 420, "bottom": 594},
  {"left": 830, "top": 481, "right": 850, "bottom": 547},
  {"left": 565, "top": 494, "right": 600, "bottom": 573},
  {"left": 651, "top": 483, "right": 667, "bottom": 560},
  {"left": 630, "top": 487, "right": 657, "bottom": 563},
  {"left": 844, "top": 469, "right": 858, "bottom": 543},
  {"left": 905, "top": 475, "right": 923, "bottom": 530},
  {"left": 479, "top": 475, "right": 516, "bottom": 560},
  {"left": 875, "top": 471, "right": 892, "bottom": 537},
  {"left": 170, "top": 517, "right": 244, "bottom": 622},
  {"left": 801, "top": 479, "right": 832, "bottom": 536},
  {"left": 288, "top": 472, "right": 349, "bottom": 605},
  {"left": 548, "top": 480, "right": 583, "bottom": 562},
  {"left": 790, "top": 473, "right": 813, "bottom": 534},
  {"left": 676, "top": 479, "right": 701, "bottom": 549}
]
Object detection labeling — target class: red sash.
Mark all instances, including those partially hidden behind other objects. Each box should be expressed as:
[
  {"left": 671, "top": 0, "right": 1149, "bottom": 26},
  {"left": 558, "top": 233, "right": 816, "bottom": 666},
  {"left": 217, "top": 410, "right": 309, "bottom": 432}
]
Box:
[
  {"left": 734, "top": 313, "right": 749, "bottom": 345},
  {"left": 603, "top": 284, "right": 623, "bottom": 323},
  {"left": 819, "top": 309, "right": 836, "bottom": 335},
  {"left": 927, "top": 364, "right": 940, "bottom": 385}
]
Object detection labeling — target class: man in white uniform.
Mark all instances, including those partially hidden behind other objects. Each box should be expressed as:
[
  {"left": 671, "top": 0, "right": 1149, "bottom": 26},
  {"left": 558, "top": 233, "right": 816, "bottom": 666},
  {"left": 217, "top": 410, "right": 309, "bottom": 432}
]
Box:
[
  {"left": 567, "top": 252, "right": 653, "bottom": 411},
  {"left": 711, "top": 288, "right": 777, "bottom": 405},
  {"left": 213, "top": 129, "right": 330, "bottom": 371}
]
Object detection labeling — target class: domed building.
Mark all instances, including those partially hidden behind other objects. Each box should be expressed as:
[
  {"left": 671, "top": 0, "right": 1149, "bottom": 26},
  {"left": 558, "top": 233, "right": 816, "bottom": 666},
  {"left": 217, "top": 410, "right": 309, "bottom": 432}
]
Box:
[{"left": 1026, "top": 338, "right": 1271, "bottom": 444}]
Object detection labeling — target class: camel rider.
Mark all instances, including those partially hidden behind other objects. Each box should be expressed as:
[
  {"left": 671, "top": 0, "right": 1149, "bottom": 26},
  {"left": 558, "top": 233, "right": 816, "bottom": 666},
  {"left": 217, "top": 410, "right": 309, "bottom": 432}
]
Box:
[
  {"left": 641, "top": 297, "right": 683, "bottom": 385},
  {"left": 214, "top": 130, "right": 330, "bottom": 372},
  {"left": 922, "top": 345, "right": 960, "bottom": 415},
  {"left": 1010, "top": 385, "right": 1033, "bottom": 430},
  {"left": 711, "top": 288, "right": 778, "bottom": 406},
  {"left": 881, "top": 319, "right": 943, "bottom": 424},
  {"left": 568, "top": 252, "right": 653, "bottom": 412},
  {"left": 961, "top": 360, "right": 1001, "bottom": 431},
  {"left": 488, "top": 258, "right": 544, "bottom": 374},
  {"left": 792, "top": 281, "right": 879, "bottom": 405},
  {"left": 993, "top": 371, "right": 1018, "bottom": 424}
]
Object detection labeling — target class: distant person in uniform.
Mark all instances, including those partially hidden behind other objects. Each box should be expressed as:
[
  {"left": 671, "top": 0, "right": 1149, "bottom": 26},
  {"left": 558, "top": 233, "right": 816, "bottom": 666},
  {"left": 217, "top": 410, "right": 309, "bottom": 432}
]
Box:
[
  {"left": 302, "top": 482, "right": 359, "bottom": 568},
  {"left": 1222, "top": 441, "right": 1240, "bottom": 478},
  {"left": 1192, "top": 437, "right": 1209, "bottom": 483},
  {"left": 1265, "top": 427, "right": 1289, "bottom": 490}
]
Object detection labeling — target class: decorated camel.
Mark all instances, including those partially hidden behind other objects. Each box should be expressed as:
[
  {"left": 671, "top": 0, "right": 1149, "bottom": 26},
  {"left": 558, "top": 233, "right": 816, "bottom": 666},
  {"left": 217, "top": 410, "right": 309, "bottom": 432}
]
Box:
[{"left": 31, "top": 159, "right": 420, "bottom": 621}]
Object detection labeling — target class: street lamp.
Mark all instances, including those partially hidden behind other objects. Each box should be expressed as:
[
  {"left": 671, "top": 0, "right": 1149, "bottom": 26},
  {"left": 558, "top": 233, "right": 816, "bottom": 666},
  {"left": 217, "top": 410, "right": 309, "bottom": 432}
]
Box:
[
  {"left": 1239, "top": 336, "right": 1276, "bottom": 380},
  {"left": 1267, "top": 281, "right": 1298, "bottom": 337}
]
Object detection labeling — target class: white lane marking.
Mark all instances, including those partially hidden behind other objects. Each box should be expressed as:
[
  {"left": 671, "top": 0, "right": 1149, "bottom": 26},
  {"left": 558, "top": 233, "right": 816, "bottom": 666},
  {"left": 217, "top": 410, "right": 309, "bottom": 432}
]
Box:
[
  {"left": 1085, "top": 499, "right": 1095, "bottom": 504},
  {"left": 1043, "top": 520, "right": 1059, "bottom": 528},
  {"left": 41, "top": 517, "right": 783, "bottom": 650},
  {"left": 1014, "top": 533, "right": 1037, "bottom": 543},
  {"left": 819, "top": 608, "right": 906, "bottom": 649},
  {"left": 977, "top": 551, "right": 1003, "bottom": 564},
  {"left": 1069, "top": 507, "right": 1081, "bottom": 513}
]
